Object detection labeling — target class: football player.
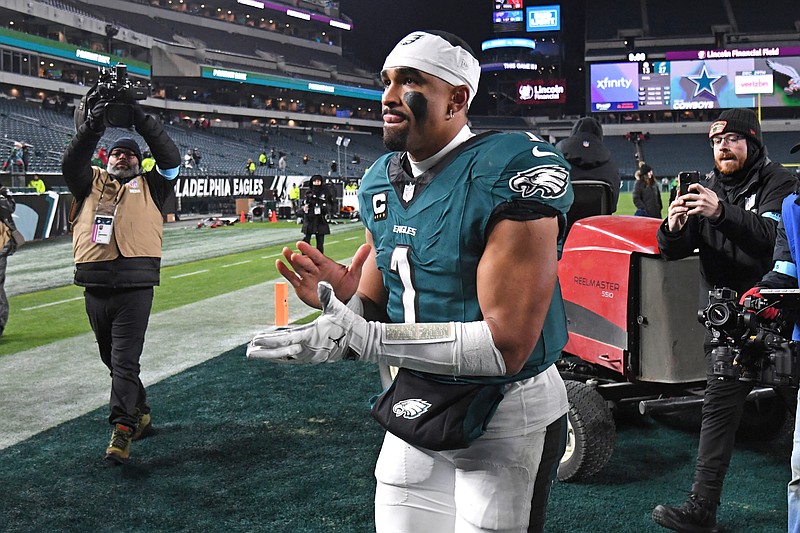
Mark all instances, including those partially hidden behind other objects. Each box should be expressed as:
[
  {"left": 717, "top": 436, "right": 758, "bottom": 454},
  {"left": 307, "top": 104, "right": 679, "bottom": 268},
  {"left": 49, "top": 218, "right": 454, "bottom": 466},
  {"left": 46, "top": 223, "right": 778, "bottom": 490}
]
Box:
[{"left": 249, "top": 30, "right": 573, "bottom": 533}]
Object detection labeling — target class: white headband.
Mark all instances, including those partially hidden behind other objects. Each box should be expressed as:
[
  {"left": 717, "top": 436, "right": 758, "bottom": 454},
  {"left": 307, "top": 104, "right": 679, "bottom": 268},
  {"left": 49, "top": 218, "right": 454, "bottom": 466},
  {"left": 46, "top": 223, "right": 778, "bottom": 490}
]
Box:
[{"left": 382, "top": 31, "right": 480, "bottom": 109}]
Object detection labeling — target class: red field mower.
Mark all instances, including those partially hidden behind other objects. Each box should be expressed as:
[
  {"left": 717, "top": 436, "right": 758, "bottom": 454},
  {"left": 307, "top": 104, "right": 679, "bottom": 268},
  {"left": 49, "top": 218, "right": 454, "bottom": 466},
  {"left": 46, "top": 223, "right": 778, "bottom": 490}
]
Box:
[{"left": 554, "top": 182, "right": 790, "bottom": 482}]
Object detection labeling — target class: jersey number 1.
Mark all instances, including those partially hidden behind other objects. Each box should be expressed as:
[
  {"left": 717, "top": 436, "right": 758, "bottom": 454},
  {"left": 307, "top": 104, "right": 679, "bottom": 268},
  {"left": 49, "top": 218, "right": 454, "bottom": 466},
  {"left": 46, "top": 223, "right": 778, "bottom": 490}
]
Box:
[{"left": 390, "top": 246, "right": 416, "bottom": 323}]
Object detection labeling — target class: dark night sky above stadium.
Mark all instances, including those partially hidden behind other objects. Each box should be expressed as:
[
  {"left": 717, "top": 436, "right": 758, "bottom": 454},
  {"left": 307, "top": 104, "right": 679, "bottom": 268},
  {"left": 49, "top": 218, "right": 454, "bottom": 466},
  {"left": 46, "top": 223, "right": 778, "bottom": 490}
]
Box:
[
  {"left": 337, "top": 0, "right": 587, "bottom": 114},
  {"left": 338, "top": 0, "right": 493, "bottom": 72}
]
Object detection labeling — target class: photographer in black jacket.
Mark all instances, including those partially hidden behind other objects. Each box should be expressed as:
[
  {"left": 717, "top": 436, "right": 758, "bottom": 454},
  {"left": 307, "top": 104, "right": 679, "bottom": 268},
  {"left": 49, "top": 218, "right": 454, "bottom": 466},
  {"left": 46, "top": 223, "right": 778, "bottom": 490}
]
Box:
[
  {"left": 653, "top": 108, "right": 797, "bottom": 532},
  {"left": 62, "top": 89, "right": 180, "bottom": 464},
  {"left": 301, "top": 174, "right": 332, "bottom": 253}
]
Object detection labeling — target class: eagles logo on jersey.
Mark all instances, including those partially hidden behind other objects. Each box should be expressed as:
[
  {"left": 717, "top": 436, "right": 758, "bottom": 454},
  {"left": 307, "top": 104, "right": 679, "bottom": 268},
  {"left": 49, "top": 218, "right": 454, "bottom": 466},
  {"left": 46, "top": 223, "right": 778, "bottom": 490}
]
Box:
[{"left": 509, "top": 164, "right": 570, "bottom": 200}]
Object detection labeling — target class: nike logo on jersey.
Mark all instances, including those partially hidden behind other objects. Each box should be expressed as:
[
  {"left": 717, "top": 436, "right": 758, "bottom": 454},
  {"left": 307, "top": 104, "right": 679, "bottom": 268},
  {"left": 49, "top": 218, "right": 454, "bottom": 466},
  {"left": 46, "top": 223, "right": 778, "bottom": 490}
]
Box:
[
  {"left": 392, "top": 398, "right": 432, "bottom": 420},
  {"left": 531, "top": 146, "right": 558, "bottom": 158},
  {"left": 509, "top": 165, "right": 569, "bottom": 199}
]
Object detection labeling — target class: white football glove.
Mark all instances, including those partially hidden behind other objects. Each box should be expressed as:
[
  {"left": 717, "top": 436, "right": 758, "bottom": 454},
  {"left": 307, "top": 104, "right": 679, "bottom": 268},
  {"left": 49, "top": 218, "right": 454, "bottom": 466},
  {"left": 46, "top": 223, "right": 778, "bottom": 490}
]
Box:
[
  {"left": 247, "top": 282, "right": 507, "bottom": 377},
  {"left": 246, "top": 282, "right": 359, "bottom": 364}
]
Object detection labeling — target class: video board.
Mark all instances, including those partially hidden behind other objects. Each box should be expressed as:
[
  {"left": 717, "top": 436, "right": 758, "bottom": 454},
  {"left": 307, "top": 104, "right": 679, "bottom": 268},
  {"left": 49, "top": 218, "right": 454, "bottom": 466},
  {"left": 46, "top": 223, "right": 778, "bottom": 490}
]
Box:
[
  {"left": 493, "top": 2, "right": 560, "bottom": 33},
  {"left": 589, "top": 46, "right": 800, "bottom": 113}
]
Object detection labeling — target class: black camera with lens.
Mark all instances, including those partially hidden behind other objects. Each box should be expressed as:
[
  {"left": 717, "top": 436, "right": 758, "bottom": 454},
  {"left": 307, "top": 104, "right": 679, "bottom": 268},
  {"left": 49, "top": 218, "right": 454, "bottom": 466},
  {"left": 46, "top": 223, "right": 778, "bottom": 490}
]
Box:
[
  {"left": 699, "top": 288, "right": 799, "bottom": 387},
  {"left": 95, "top": 64, "right": 148, "bottom": 128}
]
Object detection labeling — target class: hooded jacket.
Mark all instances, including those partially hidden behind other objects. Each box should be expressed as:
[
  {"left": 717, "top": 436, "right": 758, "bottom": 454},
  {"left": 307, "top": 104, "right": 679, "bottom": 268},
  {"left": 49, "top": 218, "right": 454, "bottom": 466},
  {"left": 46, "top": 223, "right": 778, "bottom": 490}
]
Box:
[
  {"left": 657, "top": 144, "right": 797, "bottom": 307},
  {"left": 556, "top": 117, "right": 620, "bottom": 211}
]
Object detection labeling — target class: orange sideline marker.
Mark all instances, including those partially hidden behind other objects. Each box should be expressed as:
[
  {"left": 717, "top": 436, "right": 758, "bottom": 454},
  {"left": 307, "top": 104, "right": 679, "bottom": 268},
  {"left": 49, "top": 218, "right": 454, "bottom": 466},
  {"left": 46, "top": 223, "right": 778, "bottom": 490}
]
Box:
[{"left": 275, "top": 282, "right": 288, "bottom": 326}]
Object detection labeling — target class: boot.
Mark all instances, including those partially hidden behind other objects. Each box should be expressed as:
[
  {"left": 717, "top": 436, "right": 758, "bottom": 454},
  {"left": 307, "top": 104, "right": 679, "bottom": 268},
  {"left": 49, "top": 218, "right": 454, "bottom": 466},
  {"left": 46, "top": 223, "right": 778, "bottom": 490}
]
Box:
[
  {"left": 132, "top": 409, "right": 154, "bottom": 441},
  {"left": 105, "top": 424, "right": 134, "bottom": 464},
  {"left": 652, "top": 492, "right": 719, "bottom": 533}
]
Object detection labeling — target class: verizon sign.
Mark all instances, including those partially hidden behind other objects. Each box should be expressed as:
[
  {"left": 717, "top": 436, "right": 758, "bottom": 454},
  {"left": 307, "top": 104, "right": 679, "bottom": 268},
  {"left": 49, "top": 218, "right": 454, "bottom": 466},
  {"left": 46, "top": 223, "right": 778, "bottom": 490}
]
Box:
[{"left": 516, "top": 79, "right": 566, "bottom": 104}]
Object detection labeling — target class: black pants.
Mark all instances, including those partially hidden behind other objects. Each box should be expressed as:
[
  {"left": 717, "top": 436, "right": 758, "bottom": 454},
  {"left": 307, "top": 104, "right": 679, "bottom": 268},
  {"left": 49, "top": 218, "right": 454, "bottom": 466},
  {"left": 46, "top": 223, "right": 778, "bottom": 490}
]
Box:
[
  {"left": 303, "top": 232, "right": 325, "bottom": 253},
  {"left": 528, "top": 414, "right": 568, "bottom": 533},
  {"left": 691, "top": 348, "right": 754, "bottom": 501},
  {"left": 84, "top": 287, "right": 154, "bottom": 428}
]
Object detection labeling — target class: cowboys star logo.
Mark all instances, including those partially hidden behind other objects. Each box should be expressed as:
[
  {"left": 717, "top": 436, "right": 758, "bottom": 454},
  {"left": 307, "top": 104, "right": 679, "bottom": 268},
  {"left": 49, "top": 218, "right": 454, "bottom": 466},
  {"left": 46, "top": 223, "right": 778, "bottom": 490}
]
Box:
[
  {"left": 509, "top": 165, "right": 569, "bottom": 199},
  {"left": 392, "top": 398, "right": 432, "bottom": 420}
]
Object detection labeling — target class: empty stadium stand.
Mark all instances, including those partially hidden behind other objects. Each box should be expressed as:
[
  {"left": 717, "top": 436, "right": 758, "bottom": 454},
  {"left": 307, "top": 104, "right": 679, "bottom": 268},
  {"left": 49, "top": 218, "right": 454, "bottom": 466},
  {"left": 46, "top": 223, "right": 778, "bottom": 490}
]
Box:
[{"left": 0, "top": 97, "right": 387, "bottom": 179}]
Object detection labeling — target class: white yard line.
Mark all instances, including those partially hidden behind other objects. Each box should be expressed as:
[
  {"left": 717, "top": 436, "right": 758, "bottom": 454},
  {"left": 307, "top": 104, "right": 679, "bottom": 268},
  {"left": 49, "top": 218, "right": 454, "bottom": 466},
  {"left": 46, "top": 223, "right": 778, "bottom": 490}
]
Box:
[
  {"left": 21, "top": 296, "right": 83, "bottom": 311},
  {"left": 222, "top": 260, "right": 253, "bottom": 268},
  {"left": 170, "top": 269, "right": 209, "bottom": 278}
]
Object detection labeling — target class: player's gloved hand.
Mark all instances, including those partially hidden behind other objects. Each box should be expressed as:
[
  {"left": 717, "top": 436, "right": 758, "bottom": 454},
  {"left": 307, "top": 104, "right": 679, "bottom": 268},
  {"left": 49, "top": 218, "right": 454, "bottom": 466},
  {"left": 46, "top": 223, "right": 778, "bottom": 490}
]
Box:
[
  {"left": 739, "top": 286, "right": 779, "bottom": 321},
  {"left": 86, "top": 99, "right": 107, "bottom": 134},
  {"left": 247, "top": 282, "right": 361, "bottom": 364}
]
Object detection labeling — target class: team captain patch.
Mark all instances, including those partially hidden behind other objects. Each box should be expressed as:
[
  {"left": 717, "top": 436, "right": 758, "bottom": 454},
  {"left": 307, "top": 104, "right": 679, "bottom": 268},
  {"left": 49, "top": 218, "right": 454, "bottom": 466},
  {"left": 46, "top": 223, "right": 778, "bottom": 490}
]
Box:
[
  {"left": 372, "top": 192, "right": 388, "bottom": 221},
  {"left": 384, "top": 323, "right": 455, "bottom": 344},
  {"left": 509, "top": 164, "right": 569, "bottom": 199}
]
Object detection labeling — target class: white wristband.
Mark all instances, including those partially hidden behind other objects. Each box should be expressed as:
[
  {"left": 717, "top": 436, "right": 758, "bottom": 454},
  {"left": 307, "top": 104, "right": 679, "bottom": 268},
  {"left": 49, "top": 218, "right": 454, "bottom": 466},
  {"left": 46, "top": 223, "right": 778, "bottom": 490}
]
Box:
[{"left": 350, "top": 319, "right": 507, "bottom": 377}]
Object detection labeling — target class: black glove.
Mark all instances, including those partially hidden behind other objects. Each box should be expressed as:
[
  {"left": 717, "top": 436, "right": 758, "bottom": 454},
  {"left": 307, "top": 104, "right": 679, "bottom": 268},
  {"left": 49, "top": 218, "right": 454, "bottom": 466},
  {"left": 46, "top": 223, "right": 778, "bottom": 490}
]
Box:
[
  {"left": 86, "top": 99, "right": 107, "bottom": 134},
  {"left": 132, "top": 103, "right": 148, "bottom": 130}
]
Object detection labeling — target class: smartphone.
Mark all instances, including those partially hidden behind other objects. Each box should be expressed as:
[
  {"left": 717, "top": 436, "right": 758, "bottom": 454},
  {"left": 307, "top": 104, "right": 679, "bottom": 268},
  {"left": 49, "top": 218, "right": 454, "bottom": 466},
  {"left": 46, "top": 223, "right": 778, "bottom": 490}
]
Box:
[{"left": 679, "top": 171, "right": 700, "bottom": 196}]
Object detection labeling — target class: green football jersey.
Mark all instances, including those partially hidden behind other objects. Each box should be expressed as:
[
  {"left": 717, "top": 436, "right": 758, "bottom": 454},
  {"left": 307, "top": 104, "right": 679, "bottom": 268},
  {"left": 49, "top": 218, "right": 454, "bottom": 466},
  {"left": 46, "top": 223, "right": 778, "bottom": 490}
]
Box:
[{"left": 359, "top": 131, "right": 573, "bottom": 382}]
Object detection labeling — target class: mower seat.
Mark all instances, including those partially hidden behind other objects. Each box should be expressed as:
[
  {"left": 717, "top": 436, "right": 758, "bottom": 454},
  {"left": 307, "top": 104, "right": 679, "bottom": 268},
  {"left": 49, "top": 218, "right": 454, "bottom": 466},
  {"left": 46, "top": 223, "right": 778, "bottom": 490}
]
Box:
[{"left": 567, "top": 179, "right": 614, "bottom": 233}]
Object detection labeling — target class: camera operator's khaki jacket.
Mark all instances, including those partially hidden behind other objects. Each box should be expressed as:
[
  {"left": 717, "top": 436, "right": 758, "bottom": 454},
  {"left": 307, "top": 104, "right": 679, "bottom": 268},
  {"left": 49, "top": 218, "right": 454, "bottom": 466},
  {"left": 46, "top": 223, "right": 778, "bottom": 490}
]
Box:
[
  {"left": 0, "top": 223, "right": 11, "bottom": 255},
  {"left": 73, "top": 167, "right": 162, "bottom": 262}
]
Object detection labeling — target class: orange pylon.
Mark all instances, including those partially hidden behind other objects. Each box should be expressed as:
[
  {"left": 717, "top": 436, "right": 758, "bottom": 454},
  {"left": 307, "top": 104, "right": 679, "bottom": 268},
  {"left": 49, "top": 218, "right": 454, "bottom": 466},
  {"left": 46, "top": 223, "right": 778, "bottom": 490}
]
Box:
[
  {"left": 275, "top": 282, "right": 288, "bottom": 326},
  {"left": 269, "top": 209, "right": 278, "bottom": 223},
  {"left": 239, "top": 211, "right": 245, "bottom": 223}
]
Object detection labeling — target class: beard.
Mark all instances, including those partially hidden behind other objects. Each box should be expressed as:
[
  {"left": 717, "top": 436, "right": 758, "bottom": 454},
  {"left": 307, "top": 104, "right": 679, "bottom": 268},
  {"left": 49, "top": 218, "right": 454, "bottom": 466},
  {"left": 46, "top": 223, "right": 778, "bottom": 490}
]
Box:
[
  {"left": 383, "top": 125, "right": 409, "bottom": 152},
  {"left": 107, "top": 162, "right": 141, "bottom": 181},
  {"left": 715, "top": 153, "right": 745, "bottom": 175},
  {"left": 383, "top": 92, "right": 428, "bottom": 152}
]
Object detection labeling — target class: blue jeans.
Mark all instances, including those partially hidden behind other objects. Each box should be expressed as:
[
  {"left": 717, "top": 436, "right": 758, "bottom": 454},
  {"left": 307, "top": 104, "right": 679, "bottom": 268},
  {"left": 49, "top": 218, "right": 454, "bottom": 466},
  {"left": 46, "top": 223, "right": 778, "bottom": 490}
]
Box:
[{"left": 789, "top": 387, "right": 800, "bottom": 532}]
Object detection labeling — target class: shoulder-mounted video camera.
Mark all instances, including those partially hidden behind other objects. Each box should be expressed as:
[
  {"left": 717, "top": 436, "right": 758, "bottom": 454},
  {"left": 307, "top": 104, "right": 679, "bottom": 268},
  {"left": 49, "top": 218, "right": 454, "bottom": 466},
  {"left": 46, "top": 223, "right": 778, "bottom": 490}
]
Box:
[
  {"left": 699, "top": 287, "right": 799, "bottom": 387},
  {"left": 74, "top": 64, "right": 148, "bottom": 130}
]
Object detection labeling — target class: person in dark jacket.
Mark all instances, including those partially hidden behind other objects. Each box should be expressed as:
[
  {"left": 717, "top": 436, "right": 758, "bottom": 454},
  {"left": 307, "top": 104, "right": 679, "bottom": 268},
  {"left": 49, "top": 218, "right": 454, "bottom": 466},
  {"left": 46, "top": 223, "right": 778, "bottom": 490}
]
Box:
[
  {"left": 301, "top": 174, "right": 331, "bottom": 253},
  {"left": 0, "top": 187, "right": 18, "bottom": 336},
  {"left": 556, "top": 116, "right": 620, "bottom": 211},
  {"left": 652, "top": 108, "right": 797, "bottom": 532},
  {"left": 738, "top": 140, "right": 800, "bottom": 532},
  {"left": 632, "top": 163, "right": 662, "bottom": 218},
  {"left": 62, "top": 90, "right": 181, "bottom": 464}
]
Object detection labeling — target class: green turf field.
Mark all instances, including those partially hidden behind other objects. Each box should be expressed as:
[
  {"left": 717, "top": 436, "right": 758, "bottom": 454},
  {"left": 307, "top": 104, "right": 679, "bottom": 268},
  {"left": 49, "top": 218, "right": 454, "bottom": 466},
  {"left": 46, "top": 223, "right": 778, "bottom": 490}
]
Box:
[
  {"left": 0, "top": 195, "right": 790, "bottom": 533},
  {"left": 3, "top": 190, "right": 661, "bottom": 358}
]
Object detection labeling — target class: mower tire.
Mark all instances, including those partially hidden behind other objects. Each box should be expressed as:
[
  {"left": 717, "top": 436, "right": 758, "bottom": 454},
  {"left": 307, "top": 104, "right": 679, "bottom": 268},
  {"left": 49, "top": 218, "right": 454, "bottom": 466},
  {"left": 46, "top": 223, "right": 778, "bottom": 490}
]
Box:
[{"left": 557, "top": 379, "right": 616, "bottom": 482}]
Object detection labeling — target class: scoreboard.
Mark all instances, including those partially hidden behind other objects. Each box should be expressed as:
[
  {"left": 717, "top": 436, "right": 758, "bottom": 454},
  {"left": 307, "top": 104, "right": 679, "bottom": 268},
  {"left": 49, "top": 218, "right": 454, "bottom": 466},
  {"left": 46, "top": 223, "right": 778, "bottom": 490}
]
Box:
[
  {"left": 492, "top": 2, "right": 561, "bottom": 33},
  {"left": 589, "top": 47, "right": 800, "bottom": 113}
]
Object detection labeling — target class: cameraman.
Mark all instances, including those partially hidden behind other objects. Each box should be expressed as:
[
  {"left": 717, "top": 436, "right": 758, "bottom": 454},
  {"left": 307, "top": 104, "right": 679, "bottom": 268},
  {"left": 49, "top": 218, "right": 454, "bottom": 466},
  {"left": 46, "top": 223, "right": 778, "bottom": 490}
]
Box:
[
  {"left": 62, "top": 89, "right": 180, "bottom": 464},
  {"left": 653, "top": 109, "right": 797, "bottom": 532},
  {"left": 742, "top": 140, "right": 800, "bottom": 533}
]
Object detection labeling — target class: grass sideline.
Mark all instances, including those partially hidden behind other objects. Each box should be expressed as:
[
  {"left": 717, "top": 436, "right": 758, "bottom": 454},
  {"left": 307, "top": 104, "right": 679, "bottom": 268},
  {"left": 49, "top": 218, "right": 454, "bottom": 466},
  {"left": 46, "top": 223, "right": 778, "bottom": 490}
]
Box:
[
  {"left": 2, "top": 225, "right": 365, "bottom": 357},
  {"left": 3, "top": 191, "right": 651, "bottom": 359}
]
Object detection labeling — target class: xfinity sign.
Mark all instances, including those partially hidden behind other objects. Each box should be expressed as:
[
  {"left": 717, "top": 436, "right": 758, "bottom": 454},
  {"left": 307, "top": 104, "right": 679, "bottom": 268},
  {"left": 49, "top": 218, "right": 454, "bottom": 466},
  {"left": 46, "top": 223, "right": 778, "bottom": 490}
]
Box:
[
  {"left": 596, "top": 77, "right": 632, "bottom": 90},
  {"left": 526, "top": 5, "right": 560, "bottom": 32}
]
